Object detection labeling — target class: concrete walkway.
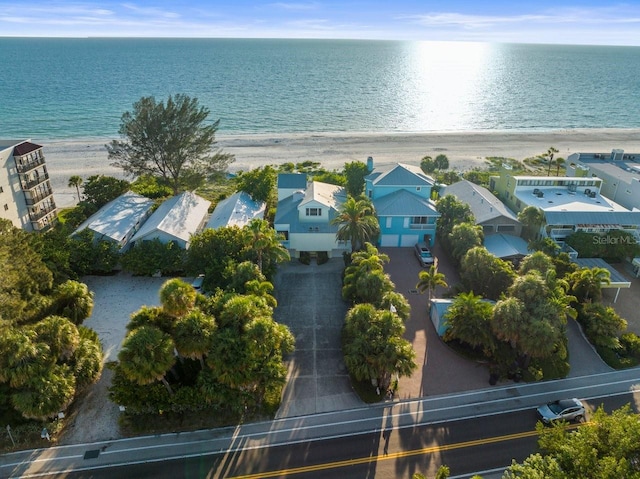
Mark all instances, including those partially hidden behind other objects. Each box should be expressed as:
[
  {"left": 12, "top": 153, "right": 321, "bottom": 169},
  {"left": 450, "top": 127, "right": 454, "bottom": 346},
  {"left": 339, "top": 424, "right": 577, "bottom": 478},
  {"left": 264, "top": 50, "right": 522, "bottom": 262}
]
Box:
[{"left": 273, "top": 258, "right": 362, "bottom": 418}]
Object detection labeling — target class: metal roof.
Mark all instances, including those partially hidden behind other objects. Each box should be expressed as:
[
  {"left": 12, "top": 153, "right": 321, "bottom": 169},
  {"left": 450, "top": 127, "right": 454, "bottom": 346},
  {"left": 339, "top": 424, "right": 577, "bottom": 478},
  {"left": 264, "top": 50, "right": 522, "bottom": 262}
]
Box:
[
  {"left": 206, "top": 191, "right": 265, "bottom": 229},
  {"left": 367, "top": 163, "right": 435, "bottom": 187},
  {"left": 573, "top": 257, "right": 631, "bottom": 287},
  {"left": 544, "top": 210, "right": 640, "bottom": 226},
  {"left": 443, "top": 180, "right": 519, "bottom": 224},
  {"left": 277, "top": 173, "right": 307, "bottom": 189},
  {"left": 131, "top": 191, "right": 210, "bottom": 244},
  {"left": 483, "top": 234, "right": 530, "bottom": 259},
  {"left": 73, "top": 191, "right": 154, "bottom": 243},
  {"left": 373, "top": 189, "right": 439, "bottom": 217}
]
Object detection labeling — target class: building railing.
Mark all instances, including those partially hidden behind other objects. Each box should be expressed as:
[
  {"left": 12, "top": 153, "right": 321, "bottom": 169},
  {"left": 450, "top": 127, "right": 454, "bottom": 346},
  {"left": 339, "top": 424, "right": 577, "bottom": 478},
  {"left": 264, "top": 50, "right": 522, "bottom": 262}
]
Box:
[
  {"left": 25, "top": 188, "right": 54, "bottom": 206},
  {"left": 20, "top": 172, "right": 50, "bottom": 190},
  {"left": 29, "top": 202, "right": 57, "bottom": 222},
  {"left": 15, "top": 155, "right": 46, "bottom": 173},
  {"left": 409, "top": 224, "right": 436, "bottom": 230}
]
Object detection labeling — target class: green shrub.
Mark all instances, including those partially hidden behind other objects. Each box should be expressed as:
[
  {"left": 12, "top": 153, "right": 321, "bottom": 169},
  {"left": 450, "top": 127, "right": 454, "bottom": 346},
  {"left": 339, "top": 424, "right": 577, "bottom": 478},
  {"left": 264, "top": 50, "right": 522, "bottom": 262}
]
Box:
[
  {"left": 299, "top": 251, "right": 310, "bottom": 265},
  {"left": 121, "top": 239, "right": 186, "bottom": 276},
  {"left": 317, "top": 251, "right": 329, "bottom": 265}
]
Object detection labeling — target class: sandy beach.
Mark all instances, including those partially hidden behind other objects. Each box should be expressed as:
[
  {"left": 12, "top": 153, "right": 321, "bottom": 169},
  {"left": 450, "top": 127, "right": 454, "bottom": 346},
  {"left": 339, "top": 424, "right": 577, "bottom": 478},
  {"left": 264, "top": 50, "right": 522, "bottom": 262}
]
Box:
[{"left": 41, "top": 128, "right": 640, "bottom": 208}]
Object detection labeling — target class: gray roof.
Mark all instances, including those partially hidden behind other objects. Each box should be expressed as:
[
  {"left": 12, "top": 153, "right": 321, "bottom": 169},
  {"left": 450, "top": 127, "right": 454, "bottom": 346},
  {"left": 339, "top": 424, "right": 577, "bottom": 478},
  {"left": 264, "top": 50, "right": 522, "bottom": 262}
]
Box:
[
  {"left": 573, "top": 258, "right": 631, "bottom": 287},
  {"left": 274, "top": 191, "right": 341, "bottom": 234},
  {"left": 544, "top": 210, "right": 640, "bottom": 226},
  {"left": 73, "top": 191, "right": 154, "bottom": 243},
  {"left": 443, "top": 180, "right": 519, "bottom": 224},
  {"left": 206, "top": 191, "right": 265, "bottom": 229},
  {"left": 367, "top": 163, "right": 435, "bottom": 187},
  {"left": 131, "top": 191, "right": 210, "bottom": 244},
  {"left": 483, "top": 234, "right": 530, "bottom": 259},
  {"left": 277, "top": 173, "right": 307, "bottom": 189},
  {"left": 373, "top": 189, "right": 439, "bottom": 217}
]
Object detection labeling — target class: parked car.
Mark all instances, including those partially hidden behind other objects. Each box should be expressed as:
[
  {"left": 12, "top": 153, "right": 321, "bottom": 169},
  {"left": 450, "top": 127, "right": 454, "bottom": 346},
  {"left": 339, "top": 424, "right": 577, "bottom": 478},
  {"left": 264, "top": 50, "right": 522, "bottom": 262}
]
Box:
[
  {"left": 191, "top": 274, "right": 205, "bottom": 292},
  {"left": 414, "top": 242, "right": 435, "bottom": 267},
  {"left": 536, "top": 398, "right": 585, "bottom": 424}
]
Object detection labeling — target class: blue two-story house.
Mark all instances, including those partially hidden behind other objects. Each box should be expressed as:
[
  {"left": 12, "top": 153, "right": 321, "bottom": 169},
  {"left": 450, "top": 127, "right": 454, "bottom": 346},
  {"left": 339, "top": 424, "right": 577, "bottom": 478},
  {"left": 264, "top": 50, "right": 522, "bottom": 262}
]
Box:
[{"left": 365, "top": 159, "right": 440, "bottom": 247}]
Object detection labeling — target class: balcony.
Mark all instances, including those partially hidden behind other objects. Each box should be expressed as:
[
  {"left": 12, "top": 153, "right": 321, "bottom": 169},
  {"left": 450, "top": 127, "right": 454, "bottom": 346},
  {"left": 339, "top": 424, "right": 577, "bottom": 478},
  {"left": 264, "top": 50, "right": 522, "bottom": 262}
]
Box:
[
  {"left": 15, "top": 155, "right": 46, "bottom": 173},
  {"left": 29, "top": 202, "right": 57, "bottom": 222},
  {"left": 31, "top": 216, "right": 56, "bottom": 232},
  {"left": 25, "top": 188, "right": 54, "bottom": 206},
  {"left": 409, "top": 224, "right": 436, "bottom": 230},
  {"left": 20, "top": 172, "right": 50, "bottom": 190}
]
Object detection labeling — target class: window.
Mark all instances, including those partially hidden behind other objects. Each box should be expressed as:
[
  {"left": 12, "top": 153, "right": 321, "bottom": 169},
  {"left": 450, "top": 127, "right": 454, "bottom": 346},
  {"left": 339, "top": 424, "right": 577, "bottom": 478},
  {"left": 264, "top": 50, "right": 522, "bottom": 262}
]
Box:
[
  {"left": 386, "top": 217, "right": 392, "bottom": 228},
  {"left": 277, "top": 230, "right": 289, "bottom": 240},
  {"left": 306, "top": 207, "right": 321, "bottom": 216},
  {"left": 412, "top": 217, "right": 429, "bottom": 224}
]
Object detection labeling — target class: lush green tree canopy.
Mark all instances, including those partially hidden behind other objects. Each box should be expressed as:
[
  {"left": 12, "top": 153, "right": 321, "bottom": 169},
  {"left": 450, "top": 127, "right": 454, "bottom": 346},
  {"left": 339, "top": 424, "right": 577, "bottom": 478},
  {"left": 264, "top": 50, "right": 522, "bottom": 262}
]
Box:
[
  {"left": 332, "top": 196, "right": 380, "bottom": 253},
  {"left": 107, "top": 94, "right": 234, "bottom": 194}
]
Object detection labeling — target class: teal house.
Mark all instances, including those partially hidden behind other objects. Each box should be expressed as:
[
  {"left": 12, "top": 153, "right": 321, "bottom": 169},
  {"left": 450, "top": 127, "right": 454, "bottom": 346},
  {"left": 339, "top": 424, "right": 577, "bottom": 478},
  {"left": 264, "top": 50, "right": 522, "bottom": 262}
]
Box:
[{"left": 365, "top": 158, "right": 440, "bottom": 247}]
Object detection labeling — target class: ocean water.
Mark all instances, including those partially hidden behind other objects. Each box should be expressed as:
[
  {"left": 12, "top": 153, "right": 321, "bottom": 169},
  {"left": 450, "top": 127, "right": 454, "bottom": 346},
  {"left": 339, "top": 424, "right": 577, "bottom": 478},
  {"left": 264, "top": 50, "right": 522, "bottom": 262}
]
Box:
[{"left": 1, "top": 38, "right": 640, "bottom": 141}]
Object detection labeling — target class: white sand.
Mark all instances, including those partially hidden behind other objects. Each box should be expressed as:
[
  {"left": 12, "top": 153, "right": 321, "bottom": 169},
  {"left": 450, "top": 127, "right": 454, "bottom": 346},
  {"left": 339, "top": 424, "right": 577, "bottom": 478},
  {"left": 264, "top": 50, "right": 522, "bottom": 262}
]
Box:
[{"left": 42, "top": 128, "right": 640, "bottom": 208}]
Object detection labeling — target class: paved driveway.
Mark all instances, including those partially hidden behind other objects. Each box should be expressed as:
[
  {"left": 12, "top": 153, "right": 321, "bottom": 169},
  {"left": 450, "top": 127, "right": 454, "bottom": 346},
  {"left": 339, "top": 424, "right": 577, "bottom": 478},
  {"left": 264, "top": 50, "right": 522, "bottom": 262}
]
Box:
[{"left": 273, "top": 258, "right": 362, "bottom": 418}]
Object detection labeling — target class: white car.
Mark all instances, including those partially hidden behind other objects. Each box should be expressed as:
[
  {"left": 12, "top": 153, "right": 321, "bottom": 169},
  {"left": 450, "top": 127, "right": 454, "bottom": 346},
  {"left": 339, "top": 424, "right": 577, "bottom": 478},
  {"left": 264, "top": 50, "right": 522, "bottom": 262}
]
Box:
[
  {"left": 536, "top": 398, "right": 585, "bottom": 424},
  {"left": 414, "top": 242, "right": 435, "bottom": 267},
  {"left": 191, "top": 274, "right": 205, "bottom": 292}
]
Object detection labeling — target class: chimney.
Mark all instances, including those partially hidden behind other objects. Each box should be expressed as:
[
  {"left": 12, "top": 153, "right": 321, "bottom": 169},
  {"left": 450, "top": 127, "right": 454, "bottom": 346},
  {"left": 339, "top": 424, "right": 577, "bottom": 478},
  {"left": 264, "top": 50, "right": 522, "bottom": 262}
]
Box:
[{"left": 367, "top": 156, "right": 374, "bottom": 172}]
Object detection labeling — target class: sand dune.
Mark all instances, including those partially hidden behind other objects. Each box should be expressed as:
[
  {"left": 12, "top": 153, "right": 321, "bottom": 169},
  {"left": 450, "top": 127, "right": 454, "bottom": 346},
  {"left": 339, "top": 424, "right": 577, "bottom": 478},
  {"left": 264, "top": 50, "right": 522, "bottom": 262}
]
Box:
[{"left": 41, "top": 128, "right": 640, "bottom": 208}]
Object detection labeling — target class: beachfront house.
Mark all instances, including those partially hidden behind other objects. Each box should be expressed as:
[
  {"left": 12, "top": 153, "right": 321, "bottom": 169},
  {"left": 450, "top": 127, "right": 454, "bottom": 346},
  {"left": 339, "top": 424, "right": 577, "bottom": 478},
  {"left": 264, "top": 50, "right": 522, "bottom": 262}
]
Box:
[
  {"left": 490, "top": 164, "right": 640, "bottom": 244},
  {"left": 565, "top": 149, "right": 640, "bottom": 211},
  {"left": 442, "top": 180, "right": 522, "bottom": 237},
  {"left": 129, "top": 191, "right": 210, "bottom": 249},
  {"left": 0, "top": 140, "right": 57, "bottom": 232},
  {"left": 205, "top": 191, "right": 265, "bottom": 230},
  {"left": 274, "top": 173, "right": 349, "bottom": 258},
  {"left": 72, "top": 191, "right": 155, "bottom": 252},
  {"left": 365, "top": 159, "right": 440, "bottom": 247}
]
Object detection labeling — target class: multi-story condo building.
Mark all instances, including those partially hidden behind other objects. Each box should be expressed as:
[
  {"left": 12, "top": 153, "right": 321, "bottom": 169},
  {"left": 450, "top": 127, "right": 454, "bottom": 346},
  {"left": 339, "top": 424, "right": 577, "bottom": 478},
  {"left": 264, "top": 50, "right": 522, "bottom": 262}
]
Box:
[
  {"left": 490, "top": 164, "right": 640, "bottom": 244},
  {"left": 0, "top": 140, "right": 57, "bottom": 231}
]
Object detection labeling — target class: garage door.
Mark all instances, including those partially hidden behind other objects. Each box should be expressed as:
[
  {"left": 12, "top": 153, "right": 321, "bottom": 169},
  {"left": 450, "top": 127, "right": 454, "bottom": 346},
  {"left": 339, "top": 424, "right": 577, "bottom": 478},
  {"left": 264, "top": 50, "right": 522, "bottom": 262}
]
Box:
[
  {"left": 400, "top": 235, "right": 419, "bottom": 247},
  {"left": 380, "top": 235, "right": 399, "bottom": 247}
]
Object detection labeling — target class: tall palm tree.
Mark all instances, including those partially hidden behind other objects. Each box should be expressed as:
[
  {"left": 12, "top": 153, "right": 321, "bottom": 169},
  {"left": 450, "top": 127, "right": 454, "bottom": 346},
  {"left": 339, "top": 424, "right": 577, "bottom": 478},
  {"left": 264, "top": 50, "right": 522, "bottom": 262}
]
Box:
[
  {"left": 416, "top": 259, "right": 448, "bottom": 303},
  {"left": 245, "top": 219, "right": 290, "bottom": 272},
  {"left": 32, "top": 315, "right": 80, "bottom": 361},
  {"left": 545, "top": 147, "right": 559, "bottom": 176},
  {"left": 118, "top": 325, "right": 176, "bottom": 394},
  {"left": 11, "top": 364, "right": 76, "bottom": 420},
  {"left": 331, "top": 196, "right": 380, "bottom": 253},
  {"left": 554, "top": 156, "right": 565, "bottom": 176},
  {"left": 444, "top": 291, "right": 495, "bottom": 356},
  {"left": 68, "top": 175, "right": 83, "bottom": 203}
]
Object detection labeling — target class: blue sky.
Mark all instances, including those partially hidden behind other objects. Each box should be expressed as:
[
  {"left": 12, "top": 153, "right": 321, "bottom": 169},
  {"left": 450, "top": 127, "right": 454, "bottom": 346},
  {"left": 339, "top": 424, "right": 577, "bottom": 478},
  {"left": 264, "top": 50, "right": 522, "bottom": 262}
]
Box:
[{"left": 2, "top": 1, "right": 640, "bottom": 45}]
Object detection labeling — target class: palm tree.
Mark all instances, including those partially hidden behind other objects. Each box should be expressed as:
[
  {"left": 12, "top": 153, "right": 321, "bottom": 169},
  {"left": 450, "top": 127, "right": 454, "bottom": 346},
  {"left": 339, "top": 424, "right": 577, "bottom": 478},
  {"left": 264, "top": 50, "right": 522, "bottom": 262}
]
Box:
[
  {"left": 52, "top": 280, "right": 95, "bottom": 325},
  {"left": 173, "top": 310, "right": 216, "bottom": 368},
  {"left": 331, "top": 196, "right": 380, "bottom": 253},
  {"left": 11, "top": 364, "right": 76, "bottom": 420},
  {"left": 545, "top": 147, "right": 559, "bottom": 176},
  {"left": 444, "top": 291, "right": 495, "bottom": 356},
  {"left": 118, "top": 325, "right": 176, "bottom": 394},
  {"left": 159, "top": 278, "right": 196, "bottom": 318},
  {"left": 569, "top": 267, "right": 611, "bottom": 303},
  {"left": 68, "top": 175, "right": 83, "bottom": 203},
  {"left": 554, "top": 156, "right": 565, "bottom": 176},
  {"left": 32, "top": 315, "right": 80, "bottom": 361},
  {"left": 245, "top": 219, "right": 290, "bottom": 273},
  {"left": 416, "top": 259, "right": 448, "bottom": 303},
  {"left": 517, "top": 206, "right": 545, "bottom": 240}
]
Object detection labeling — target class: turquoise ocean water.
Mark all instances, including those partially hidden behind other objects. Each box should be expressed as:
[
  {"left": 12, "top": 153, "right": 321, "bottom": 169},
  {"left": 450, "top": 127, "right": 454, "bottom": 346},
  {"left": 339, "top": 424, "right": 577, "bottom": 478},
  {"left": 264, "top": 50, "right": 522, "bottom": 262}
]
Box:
[{"left": 1, "top": 38, "right": 640, "bottom": 140}]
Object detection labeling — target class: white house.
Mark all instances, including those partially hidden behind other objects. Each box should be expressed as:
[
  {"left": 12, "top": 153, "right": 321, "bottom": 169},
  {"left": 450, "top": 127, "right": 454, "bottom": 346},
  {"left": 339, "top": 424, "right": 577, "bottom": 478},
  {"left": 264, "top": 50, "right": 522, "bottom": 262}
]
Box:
[
  {"left": 205, "top": 191, "right": 265, "bottom": 229},
  {"left": 274, "top": 175, "right": 349, "bottom": 258},
  {"left": 72, "top": 191, "right": 154, "bottom": 251},
  {"left": 130, "top": 191, "right": 210, "bottom": 249}
]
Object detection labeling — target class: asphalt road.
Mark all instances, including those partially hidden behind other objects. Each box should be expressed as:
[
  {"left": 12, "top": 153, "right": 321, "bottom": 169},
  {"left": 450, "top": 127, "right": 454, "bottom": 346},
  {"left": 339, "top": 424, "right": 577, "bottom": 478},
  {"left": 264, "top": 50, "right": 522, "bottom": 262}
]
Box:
[
  {"left": 6, "top": 373, "right": 640, "bottom": 479},
  {"left": 33, "top": 391, "right": 639, "bottom": 479}
]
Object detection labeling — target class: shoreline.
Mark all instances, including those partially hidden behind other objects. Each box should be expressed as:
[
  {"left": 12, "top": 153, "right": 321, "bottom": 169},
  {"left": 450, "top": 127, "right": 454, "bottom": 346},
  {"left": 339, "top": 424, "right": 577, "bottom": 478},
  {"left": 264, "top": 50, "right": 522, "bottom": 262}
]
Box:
[{"left": 41, "top": 127, "right": 640, "bottom": 208}]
